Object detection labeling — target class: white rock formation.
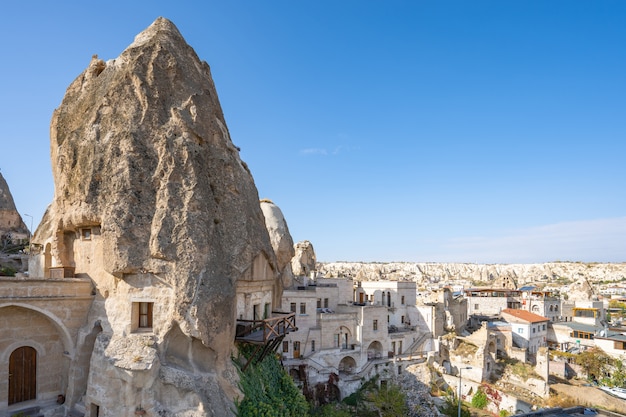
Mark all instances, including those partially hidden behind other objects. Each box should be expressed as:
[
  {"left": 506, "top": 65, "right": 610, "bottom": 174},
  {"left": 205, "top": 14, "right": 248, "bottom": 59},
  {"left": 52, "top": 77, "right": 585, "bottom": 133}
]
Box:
[{"left": 30, "top": 17, "right": 280, "bottom": 416}]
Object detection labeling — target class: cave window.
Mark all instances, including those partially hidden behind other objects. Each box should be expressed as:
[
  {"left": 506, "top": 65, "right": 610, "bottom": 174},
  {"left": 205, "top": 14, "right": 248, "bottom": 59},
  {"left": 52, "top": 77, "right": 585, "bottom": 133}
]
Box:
[
  {"left": 132, "top": 302, "right": 153, "bottom": 332},
  {"left": 81, "top": 228, "right": 92, "bottom": 241}
]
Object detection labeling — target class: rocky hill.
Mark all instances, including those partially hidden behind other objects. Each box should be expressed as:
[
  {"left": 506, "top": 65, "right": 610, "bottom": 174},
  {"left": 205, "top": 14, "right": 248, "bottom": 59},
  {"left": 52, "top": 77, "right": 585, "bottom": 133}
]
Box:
[
  {"left": 317, "top": 261, "right": 626, "bottom": 287},
  {"left": 0, "top": 172, "right": 29, "bottom": 241}
]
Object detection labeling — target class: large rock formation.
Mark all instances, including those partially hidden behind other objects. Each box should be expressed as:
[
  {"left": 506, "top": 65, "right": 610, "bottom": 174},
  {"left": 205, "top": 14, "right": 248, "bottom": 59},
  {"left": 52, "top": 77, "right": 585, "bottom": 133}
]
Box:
[
  {"left": 0, "top": 172, "right": 29, "bottom": 243},
  {"left": 30, "top": 17, "right": 279, "bottom": 416},
  {"left": 291, "top": 240, "right": 316, "bottom": 278},
  {"left": 260, "top": 199, "right": 295, "bottom": 291}
]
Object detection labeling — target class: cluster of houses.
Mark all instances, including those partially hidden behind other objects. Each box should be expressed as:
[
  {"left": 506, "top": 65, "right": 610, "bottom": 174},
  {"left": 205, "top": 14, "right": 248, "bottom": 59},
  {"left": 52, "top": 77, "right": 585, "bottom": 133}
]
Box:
[{"left": 272, "top": 272, "right": 626, "bottom": 402}]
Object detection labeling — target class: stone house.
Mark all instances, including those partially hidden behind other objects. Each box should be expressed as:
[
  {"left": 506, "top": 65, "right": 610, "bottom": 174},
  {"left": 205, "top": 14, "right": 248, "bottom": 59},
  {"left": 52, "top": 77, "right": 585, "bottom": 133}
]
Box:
[
  {"left": 519, "top": 286, "right": 562, "bottom": 322},
  {"left": 281, "top": 278, "right": 431, "bottom": 398},
  {"left": 593, "top": 331, "right": 626, "bottom": 359},
  {"left": 500, "top": 308, "right": 549, "bottom": 357},
  {"left": 0, "top": 275, "right": 94, "bottom": 414},
  {"left": 465, "top": 288, "right": 522, "bottom": 318}
]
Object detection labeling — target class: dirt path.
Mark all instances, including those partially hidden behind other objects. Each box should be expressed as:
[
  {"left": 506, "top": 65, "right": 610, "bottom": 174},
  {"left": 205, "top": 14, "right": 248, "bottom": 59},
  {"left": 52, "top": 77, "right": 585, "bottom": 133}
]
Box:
[{"left": 551, "top": 383, "right": 626, "bottom": 414}]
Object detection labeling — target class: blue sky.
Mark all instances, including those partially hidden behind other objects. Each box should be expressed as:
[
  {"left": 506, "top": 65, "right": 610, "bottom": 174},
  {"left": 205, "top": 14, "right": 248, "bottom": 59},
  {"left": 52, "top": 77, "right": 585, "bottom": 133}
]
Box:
[{"left": 1, "top": 1, "right": 624, "bottom": 263}]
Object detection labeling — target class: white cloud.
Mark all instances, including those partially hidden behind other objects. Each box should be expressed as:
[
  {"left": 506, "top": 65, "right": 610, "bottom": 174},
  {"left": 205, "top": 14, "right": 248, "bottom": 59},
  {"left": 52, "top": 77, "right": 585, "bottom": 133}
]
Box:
[
  {"left": 299, "top": 148, "right": 328, "bottom": 155},
  {"left": 431, "top": 217, "right": 626, "bottom": 264}
]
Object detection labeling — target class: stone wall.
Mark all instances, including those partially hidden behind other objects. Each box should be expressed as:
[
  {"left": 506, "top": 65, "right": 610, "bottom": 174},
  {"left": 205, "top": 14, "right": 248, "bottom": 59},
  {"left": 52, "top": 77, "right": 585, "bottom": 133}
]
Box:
[{"left": 0, "top": 277, "right": 94, "bottom": 413}]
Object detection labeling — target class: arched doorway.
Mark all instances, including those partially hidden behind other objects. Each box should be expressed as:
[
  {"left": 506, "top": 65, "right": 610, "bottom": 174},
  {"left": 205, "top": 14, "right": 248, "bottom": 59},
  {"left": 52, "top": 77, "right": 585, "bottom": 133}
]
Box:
[
  {"left": 8, "top": 346, "right": 37, "bottom": 405},
  {"left": 338, "top": 356, "right": 356, "bottom": 374},
  {"left": 367, "top": 341, "right": 383, "bottom": 360}
]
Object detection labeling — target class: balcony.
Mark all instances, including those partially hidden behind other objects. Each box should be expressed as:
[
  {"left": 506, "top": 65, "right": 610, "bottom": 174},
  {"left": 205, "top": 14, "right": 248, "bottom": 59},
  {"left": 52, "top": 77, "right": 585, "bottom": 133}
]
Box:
[
  {"left": 235, "top": 311, "right": 298, "bottom": 370},
  {"left": 235, "top": 311, "right": 297, "bottom": 344}
]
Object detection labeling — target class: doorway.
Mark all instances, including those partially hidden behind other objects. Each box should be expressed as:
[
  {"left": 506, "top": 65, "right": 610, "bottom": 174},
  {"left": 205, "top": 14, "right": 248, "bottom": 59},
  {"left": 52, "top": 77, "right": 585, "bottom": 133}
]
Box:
[{"left": 8, "top": 346, "right": 37, "bottom": 405}]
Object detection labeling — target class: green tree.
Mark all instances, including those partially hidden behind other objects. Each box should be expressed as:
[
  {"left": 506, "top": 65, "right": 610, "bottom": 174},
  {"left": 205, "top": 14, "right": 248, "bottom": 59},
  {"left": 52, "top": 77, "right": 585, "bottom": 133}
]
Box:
[
  {"left": 367, "top": 383, "right": 408, "bottom": 417},
  {"left": 235, "top": 351, "right": 309, "bottom": 417},
  {"left": 310, "top": 404, "right": 351, "bottom": 417},
  {"left": 575, "top": 347, "right": 612, "bottom": 382}
]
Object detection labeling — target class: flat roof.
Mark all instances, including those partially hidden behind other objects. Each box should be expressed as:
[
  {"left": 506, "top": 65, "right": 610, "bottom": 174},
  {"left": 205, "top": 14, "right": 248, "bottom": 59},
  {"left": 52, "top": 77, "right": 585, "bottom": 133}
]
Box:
[{"left": 552, "top": 322, "right": 603, "bottom": 333}]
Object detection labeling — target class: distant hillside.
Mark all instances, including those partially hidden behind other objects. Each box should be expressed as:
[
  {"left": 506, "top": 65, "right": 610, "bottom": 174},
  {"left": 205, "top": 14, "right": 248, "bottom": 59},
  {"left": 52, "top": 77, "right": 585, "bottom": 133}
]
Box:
[{"left": 317, "top": 261, "right": 626, "bottom": 287}]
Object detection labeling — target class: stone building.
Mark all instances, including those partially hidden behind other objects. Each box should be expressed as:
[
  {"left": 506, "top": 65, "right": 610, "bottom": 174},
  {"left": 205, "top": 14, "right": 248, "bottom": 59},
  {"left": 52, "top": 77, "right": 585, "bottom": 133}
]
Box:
[
  {"left": 501, "top": 308, "right": 549, "bottom": 360},
  {"left": 281, "top": 277, "right": 432, "bottom": 399}
]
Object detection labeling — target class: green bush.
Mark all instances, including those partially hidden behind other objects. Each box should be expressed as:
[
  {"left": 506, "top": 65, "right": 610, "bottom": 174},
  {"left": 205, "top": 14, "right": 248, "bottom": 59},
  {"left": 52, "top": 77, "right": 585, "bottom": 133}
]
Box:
[
  {"left": 0, "top": 265, "right": 16, "bottom": 276},
  {"left": 439, "top": 394, "right": 470, "bottom": 417},
  {"left": 234, "top": 350, "right": 309, "bottom": 417},
  {"left": 471, "top": 388, "right": 488, "bottom": 409}
]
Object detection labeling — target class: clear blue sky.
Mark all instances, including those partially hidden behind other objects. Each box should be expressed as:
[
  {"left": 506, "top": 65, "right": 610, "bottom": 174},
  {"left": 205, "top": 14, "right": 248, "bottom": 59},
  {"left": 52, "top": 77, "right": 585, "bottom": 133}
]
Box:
[{"left": 1, "top": 1, "right": 625, "bottom": 264}]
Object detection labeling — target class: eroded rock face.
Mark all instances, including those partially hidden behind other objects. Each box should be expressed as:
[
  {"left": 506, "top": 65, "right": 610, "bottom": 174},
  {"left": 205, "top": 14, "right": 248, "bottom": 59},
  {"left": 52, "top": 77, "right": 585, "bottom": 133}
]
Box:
[
  {"left": 261, "top": 200, "right": 295, "bottom": 291},
  {"left": 0, "top": 173, "right": 29, "bottom": 240},
  {"left": 291, "top": 240, "right": 316, "bottom": 278},
  {"left": 31, "top": 17, "right": 277, "bottom": 416}
]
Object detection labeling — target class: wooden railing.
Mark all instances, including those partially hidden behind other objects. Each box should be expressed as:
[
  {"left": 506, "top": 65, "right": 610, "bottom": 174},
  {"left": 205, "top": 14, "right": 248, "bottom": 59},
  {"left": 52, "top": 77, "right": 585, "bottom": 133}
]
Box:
[{"left": 235, "top": 311, "right": 297, "bottom": 344}]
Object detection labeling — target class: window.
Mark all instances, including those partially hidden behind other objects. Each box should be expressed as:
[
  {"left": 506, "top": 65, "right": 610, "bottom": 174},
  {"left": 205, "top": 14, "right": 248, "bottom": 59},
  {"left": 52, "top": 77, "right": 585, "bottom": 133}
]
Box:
[
  {"left": 290, "top": 303, "right": 296, "bottom": 313},
  {"left": 324, "top": 298, "right": 329, "bottom": 308},
  {"left": 475, "top": 304, "right": 479, "bottom": 310},
  {"left": 81, "top": 228, "right": 92, "bottom": 240},
  {"left": 139, "top": 302, "right": 153, "bottom": 328},
  {"left": 132, "top": 302, "right": 154, "bottom": 332},
  {"left": 294, "top": 341, "right": 300, "bottom": 352},
  {"left": 283, "top": 341, "right": 289, "bottom": 352},
  {"left": 401, "top": 316, "right": 405, "bottom": 324},
  {"left": 401, "top": 295, "right": 405, "bottom": 305},
  {"left": 533, "top": 327, "right": 536, "bottom": 333},
  {"left": 300, "top": 303, "right": 306, "bottom": 315},
  {"left": 518, "top": 327, "right": 524, "bottom": 334},
  {"left": 311, "top": 340, "right": 315, "bottom": 352},
  {"left": 373, "top": 320, "right": 378, "bottom": 331},
  {"left": 317, "top": 298, "right": 322, "bottom": 309},
  {"left": 542, "top": 324, "right": 546, "bottom": 331},
  {"left": 334, "top": 334, "right": 340, "bottom": 347}
]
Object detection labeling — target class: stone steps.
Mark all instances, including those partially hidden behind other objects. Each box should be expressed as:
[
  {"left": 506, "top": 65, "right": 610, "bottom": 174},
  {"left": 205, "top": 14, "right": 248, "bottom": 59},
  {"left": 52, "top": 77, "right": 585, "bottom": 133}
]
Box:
[{"left": 8, "top": 406, "right": 43, "bottom": 417}]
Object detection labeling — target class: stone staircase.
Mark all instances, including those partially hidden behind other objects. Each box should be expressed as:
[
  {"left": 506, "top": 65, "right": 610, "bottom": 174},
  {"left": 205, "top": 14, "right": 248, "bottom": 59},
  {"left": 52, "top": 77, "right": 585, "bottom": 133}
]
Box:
[{"left": 7, "top": 406, "right": 43, "bottom": 417}]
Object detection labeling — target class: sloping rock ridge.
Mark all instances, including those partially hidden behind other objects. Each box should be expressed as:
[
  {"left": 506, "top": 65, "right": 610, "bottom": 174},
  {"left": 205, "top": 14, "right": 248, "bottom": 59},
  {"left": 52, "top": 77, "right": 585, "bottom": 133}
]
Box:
[
  {"left": 318, "top": 261, "right": 626, "bottom": 286},
  {"left": 0, "top": 172, "right": 29, "bottom": 238},
  {"left": 31, "top": 17, "right": 277, "bottom": 416}
]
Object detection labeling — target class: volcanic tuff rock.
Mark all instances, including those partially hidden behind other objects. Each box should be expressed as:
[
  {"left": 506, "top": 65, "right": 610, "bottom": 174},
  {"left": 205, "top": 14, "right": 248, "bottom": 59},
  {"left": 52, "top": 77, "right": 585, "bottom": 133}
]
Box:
[
  {"left": 261, "top": 199, "right": 295, "bottom": 289},
  {"left": 318, "top": 261, "right": 626, "bottom": 286},
  {"left": 31, "top": 17, "right": 279, "bottom": 416},
  {"left": 0, "top": 172, "right": 29, "bottom": 238},
  {"left": 291, "top": 240, "right": 316, "bottom": 278}
]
